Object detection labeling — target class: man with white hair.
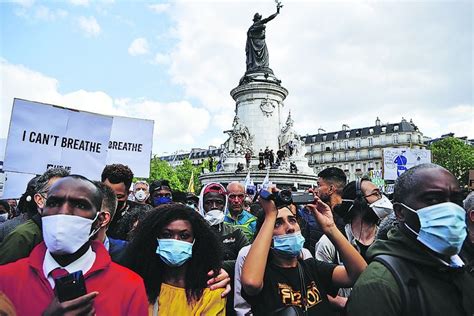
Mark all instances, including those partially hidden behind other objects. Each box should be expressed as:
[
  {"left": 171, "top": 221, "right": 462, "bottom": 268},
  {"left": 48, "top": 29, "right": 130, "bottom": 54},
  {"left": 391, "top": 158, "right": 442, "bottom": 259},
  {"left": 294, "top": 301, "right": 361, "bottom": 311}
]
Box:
[
  {"left": 225, "top": 182, "right": 257, "bottom": 241},
  {"left": 132, "top": 181, "right": 149, "bottom": 205}
]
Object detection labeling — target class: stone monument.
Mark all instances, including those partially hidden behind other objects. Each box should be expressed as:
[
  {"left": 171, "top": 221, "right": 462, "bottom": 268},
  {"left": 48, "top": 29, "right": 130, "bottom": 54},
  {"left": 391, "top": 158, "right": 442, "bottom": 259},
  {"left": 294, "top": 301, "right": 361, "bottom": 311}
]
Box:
[{"left": 200, "top": 1, "right": 317, "bottom": 188}]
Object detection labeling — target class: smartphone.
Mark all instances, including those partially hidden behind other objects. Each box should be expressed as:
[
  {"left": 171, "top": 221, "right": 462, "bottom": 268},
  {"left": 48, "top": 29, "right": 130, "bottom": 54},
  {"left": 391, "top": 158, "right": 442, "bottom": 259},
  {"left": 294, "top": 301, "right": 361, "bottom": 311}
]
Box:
[
  {"left": 54, "top": 271, "right": 87, "bottom": 302},
  {"left": 291, "top": 192, "right": 315, "bottom": 205}
]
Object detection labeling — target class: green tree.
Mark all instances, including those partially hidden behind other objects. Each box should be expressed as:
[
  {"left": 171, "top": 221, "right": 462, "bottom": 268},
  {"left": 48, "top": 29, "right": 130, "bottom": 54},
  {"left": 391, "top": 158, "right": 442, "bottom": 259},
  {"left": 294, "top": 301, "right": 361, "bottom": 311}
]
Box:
[
  {"left": 429, "top": 137, "right": 474, "bottom": 186},
  {"left": 149, "top": 156, "right": 183, "bottom": 190},
  {"left": 175, "top": 159, "right": 203, "bottom": 193}
]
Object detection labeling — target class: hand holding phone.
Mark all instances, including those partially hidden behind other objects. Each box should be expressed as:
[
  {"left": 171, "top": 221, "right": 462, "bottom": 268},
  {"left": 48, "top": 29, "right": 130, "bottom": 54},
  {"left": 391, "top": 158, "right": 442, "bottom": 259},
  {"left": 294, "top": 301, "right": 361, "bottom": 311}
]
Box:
[{"left": 54, "top": 271, "right": 87, "bottom": 303}]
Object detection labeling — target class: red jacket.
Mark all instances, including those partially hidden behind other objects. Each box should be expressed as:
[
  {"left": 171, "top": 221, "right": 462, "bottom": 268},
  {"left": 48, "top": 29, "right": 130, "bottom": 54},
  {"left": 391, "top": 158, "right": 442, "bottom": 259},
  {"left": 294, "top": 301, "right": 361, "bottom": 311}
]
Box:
[{"left": 0, "top": 240, "right": 148, "bottom": 316}]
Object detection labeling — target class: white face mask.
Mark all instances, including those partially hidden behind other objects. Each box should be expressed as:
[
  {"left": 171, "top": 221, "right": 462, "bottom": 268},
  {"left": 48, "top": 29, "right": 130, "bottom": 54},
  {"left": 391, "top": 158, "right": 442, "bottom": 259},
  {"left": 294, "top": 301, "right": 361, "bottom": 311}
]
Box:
[
  {"left": 0, "top": 213, "right": 8, "bottom": 222},
  {"left": 134, "top": 190, "right": 149, "bottom": 202},
  {"left": 204, "top": 209, "right": 225, "bottom": 226},
  {"left": 42, "top": 213, "right": 99, "bottom": 255},
  {"left": 369, "top": 195, "right": 393, "bottom": 220}
]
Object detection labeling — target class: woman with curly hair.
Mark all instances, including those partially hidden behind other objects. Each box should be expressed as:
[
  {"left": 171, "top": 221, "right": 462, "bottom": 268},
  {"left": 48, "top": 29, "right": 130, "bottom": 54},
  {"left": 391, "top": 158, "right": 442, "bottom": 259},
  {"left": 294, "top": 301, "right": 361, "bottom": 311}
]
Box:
[{"left": 123, "top": 203, "right": 226, "bottom": 315}]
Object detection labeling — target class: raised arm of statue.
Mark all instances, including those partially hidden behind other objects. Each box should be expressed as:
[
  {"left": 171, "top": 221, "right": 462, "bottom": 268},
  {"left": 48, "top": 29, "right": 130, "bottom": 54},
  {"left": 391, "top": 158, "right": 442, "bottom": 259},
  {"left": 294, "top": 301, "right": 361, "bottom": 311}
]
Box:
[{"left": 260, "top": 11, "right": 279, "bottom": 24}]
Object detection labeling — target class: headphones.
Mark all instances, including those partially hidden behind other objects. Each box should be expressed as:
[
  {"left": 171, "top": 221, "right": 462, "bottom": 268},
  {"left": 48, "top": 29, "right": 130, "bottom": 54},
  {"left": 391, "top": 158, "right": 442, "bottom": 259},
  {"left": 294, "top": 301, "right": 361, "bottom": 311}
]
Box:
[{"left": 355, "top": 178, "right": 363, "bottom": 200}]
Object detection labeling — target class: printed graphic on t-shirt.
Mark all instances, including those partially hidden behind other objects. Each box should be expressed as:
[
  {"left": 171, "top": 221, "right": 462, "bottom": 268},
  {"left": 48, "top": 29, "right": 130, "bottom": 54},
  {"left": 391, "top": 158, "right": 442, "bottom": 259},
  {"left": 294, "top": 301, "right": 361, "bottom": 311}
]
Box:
[{"left": 277, "top": 281, "right": 322, "bottom": 308}]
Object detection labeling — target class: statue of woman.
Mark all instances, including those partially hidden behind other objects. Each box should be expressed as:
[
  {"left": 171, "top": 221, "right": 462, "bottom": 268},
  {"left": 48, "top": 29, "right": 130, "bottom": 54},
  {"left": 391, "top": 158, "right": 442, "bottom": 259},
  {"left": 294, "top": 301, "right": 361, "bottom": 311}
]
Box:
[{"left": 245, "top": 4, "right": 281, "bottom": 73}]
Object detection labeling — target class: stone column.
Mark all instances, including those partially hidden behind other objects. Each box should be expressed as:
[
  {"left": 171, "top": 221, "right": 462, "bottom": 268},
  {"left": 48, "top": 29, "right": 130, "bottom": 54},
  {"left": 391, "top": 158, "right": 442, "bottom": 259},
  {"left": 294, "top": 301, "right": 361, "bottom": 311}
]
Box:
[{"left": 230, "top": 79, "right": 288, "bottom": 154}]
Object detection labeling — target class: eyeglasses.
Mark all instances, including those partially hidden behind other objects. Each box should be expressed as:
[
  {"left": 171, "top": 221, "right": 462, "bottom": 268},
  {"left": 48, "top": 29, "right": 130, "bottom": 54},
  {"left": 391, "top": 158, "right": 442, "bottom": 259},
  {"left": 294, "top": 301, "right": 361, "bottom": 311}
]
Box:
[{"left": 364, "top": 191, "right": 383, "bottom": 200}]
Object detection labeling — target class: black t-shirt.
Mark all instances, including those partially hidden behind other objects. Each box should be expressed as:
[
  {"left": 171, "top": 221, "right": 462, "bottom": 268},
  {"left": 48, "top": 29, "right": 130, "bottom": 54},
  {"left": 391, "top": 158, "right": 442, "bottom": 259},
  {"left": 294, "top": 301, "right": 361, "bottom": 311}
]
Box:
[{"left": 243, "top": 258, "right": 338, "bottom": 315}]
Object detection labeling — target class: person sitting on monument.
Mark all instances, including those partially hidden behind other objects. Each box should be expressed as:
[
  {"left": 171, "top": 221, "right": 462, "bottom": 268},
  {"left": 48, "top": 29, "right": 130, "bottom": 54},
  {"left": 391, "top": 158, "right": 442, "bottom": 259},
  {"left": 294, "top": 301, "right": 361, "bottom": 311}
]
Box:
[
  {"left": 235, "top": 162, "right": 244, "bottom": 174},
  {"left": 290, "top": 161, "right": 298, "bottom": 173}
]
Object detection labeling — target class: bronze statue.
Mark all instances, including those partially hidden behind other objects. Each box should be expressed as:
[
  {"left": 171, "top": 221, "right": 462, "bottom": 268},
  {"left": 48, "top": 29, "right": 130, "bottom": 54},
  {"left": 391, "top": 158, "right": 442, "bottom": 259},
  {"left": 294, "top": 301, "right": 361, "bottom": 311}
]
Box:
[{"left": 245, "top": 1, "right": 282, "bottom": 74}]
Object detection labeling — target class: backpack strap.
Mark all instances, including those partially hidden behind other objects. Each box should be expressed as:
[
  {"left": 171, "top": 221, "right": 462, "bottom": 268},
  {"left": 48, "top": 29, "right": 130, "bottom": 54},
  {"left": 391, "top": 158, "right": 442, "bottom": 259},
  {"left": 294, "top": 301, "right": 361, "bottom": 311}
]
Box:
[{"left": 373, "top": 254, "right": 427, "bottom": 316}]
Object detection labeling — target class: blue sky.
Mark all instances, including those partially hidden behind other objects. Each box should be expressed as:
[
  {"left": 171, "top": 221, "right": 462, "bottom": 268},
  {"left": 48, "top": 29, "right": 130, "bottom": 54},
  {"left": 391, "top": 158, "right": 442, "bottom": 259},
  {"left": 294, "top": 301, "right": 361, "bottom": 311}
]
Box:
[{"left": 1, "top": 0, "right": 473, "bottom": 155}]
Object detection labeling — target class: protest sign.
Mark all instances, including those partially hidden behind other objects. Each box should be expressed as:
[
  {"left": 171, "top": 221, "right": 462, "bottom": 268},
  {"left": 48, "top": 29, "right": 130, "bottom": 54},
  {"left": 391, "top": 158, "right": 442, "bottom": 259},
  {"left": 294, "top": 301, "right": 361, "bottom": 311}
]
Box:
[
  {"left": 4, "top": 98, "right": 113, "bottom": 180},
  {"left": 383, "top": 148, "right": 431, "bottom": 180},
  {"left": 0, "top": 171, "right": 36, "bottom": 199},
  {"left": 106, "top": 116, "right": 154, "bottom": 178}
]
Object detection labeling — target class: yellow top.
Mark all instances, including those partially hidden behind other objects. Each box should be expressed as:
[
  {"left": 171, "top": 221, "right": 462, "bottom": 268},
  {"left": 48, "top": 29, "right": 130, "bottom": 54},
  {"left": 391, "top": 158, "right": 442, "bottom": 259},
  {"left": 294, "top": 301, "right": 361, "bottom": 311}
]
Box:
[{"left": 148, "top": 283, "right": 226, "bottom": 316}]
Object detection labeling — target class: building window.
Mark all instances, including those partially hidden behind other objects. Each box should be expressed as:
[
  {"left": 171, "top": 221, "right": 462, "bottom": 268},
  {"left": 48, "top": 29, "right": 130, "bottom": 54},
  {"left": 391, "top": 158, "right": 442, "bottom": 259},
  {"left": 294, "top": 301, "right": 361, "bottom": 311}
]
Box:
[
  {"left": 344, "top": 141, "right": 348, "bottom": 149},
  {"left": 344, "top": 152, "right": 348, "bottom": 161},
  {"left": 346, "top": 131, "right": 350, "bottom": 138},
  {"left": 321, "top": 154, "right": 324, "bottom": 163},
  {"left": 393, "top": 134, "right": 399, "bottom": 144},
  {"left": 381, "top": 126, "right": 386, "bottom": 133},
  {"left": 321, "top": 144, "right": 324, "bottom": 151},
  {"left": 407, "top": 134, "right": 412, "bottom": 143},
  {"left": 334, "top": 133, "right": 338, "bottom": 140},
  {"left": 368, "top": 150, "right": 372, "bottom": 158},
  {"left": 394, "top": 125, "right": 399, "bottom": 132},
  {"left": 322, "top": 135, "right": 327, "bottom": 141},
  {"left": 356, "top": 151, "right": 360, "bottom": 159},
  {"left": 312, "top": 136, "right": 316, "bottom": 142},
  {"left": 332, "top": 153, "right": 336, "bottom": 161},
  {"left": 368, "top": 138, "right": 373, "bottom": 147},
  {"left": 356, "top": 139, "right": 361, "bottom": 148},
  {"left": 332, "top": 142, "right": 336, "bottom": 150},
  {"left": 369, "top": 128, "right": 374, "bottom": 135}
]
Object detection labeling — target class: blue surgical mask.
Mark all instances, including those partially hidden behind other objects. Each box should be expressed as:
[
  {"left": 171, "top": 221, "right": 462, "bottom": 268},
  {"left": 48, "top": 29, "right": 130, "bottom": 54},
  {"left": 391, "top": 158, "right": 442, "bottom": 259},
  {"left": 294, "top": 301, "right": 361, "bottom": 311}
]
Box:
[
  {"left": 401, "top": 202, "right": 467, "bottom": 256},
  {"left": 156, "top": 239, "right": 194, "bottom": 266},
  {"left": 154, "top": 196, "right": 172, "bottom": 206},
  {"left": 272, "top": 231, "right": 305, "bottom": 257}
]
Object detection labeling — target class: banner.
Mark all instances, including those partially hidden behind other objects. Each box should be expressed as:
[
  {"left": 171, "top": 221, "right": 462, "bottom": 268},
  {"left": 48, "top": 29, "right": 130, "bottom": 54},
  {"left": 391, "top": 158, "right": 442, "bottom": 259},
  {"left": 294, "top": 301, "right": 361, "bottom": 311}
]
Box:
[
  {"left": 383, "top": 148, "right": 431, "bottom": 180},
  {"left": 4, "top": 99, "right": 112, "bottom": 180},
  {"left": 3, "top": 98, "right": 154, "bottom": 181},
  {"left": 106, "top": 116, "right": 154, "bottom": 178},
  {"left": 0, "top": 171, "right": 36, "bottom": 199}
]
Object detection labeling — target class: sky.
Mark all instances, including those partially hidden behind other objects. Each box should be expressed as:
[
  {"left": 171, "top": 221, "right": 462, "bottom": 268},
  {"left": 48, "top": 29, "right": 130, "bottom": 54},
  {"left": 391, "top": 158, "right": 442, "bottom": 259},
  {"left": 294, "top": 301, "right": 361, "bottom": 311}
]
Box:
[{"left": 1, "top": 0, "right": 472, "bottom": 156}]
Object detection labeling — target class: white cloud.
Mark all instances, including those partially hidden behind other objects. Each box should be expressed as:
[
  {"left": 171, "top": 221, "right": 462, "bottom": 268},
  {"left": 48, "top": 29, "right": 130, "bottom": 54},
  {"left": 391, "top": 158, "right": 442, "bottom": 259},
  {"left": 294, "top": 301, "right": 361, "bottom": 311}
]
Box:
[
  {"left": 0, "top": 59, "right": 211, "bottom": 154},
  {"left": 164, "top": 1, "right": 472, "bottom": 140},
  {"left": 69, "top": 0, "right": 89, "bottom": 6},
  {"left": 151, "top": 53, "right": 170, "bottom": 65},
  {"left": 11, "top": 0, "right": 35, "bottom": 7},
  {"left": 77, "top": 16, "right": 101, "bottom": 37},
  {"left": 128, "top": 38, "right": 150, "bottom": 56},
  {"left": 148, "top": 4, "right": 170, "bottom": 14},
  {"left": 35, "top": 6, "right": 68, "bottom": 21}
]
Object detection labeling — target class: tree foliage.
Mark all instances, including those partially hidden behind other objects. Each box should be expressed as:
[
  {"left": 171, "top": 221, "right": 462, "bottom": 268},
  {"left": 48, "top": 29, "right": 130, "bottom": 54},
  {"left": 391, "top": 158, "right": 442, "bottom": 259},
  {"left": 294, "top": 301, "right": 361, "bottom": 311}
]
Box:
[
  {"left": 429, "top": 137, "right": 474, "bottom": 186},
  {"left": 149, "top": 157, "right": 203, "bottom": 193}
]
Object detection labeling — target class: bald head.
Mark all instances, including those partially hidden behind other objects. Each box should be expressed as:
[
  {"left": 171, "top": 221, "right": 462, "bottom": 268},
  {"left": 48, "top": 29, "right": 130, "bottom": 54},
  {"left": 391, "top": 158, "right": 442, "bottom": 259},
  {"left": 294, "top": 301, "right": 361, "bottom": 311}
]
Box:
[{"left": 393, "top": 164, "right": 457, "bottom": 204}]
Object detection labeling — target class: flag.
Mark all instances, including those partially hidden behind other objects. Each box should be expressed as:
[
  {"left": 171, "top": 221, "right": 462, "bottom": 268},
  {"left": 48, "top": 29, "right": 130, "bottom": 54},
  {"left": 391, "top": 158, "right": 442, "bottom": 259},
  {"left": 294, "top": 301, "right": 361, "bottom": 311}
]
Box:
[
  {"left": 187, "top": 171, "right": 195, "bottom": 193},
  {"left": 243, "top": 170, "right": 251, "bottom": 189},
  {"left": 262, "top": 169, "right": 271, "bottom": 190}
]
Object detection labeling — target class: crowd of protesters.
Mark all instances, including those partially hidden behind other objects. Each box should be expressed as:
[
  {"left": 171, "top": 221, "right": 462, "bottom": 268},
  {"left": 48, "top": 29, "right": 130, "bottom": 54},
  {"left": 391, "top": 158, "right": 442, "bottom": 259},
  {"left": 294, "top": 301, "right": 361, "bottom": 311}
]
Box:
[{"left": 0, "top": 162, "right": 473, "bottom": 315}]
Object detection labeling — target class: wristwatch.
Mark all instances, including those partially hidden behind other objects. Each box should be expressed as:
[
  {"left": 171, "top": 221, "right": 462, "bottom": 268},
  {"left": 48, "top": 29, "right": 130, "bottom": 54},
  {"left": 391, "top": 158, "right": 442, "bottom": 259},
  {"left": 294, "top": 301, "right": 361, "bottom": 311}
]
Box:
[{"left": 259, "top": 190, "right": 273, "bottom": 201}]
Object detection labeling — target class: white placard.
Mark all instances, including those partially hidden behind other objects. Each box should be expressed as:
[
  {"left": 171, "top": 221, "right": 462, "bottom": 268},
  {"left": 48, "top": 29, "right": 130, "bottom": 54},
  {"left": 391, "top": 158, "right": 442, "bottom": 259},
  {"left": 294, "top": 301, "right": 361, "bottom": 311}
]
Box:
[
  {"left": 106, "top": 116, "right": 154, "bottom": 178},
  {"left": 4, "top": 99, "right": 113, "bottom": 180},
  {"left": 383, "top": 148, "right": 432, "bottom": 180},
  {"left": 0, "top": 171, "right": 36, "bottom": 199}
]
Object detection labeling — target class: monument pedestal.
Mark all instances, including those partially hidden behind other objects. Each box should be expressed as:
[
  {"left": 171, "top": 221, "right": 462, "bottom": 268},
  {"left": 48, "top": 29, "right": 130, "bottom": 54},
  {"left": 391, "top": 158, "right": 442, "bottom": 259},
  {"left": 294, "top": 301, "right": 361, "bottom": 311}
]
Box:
[
  {"left": 230, "top": 73, "right": 288, "bottom": 154},
  {"left": 200, "top": 168, "right": 317, "bottom": 190}
]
